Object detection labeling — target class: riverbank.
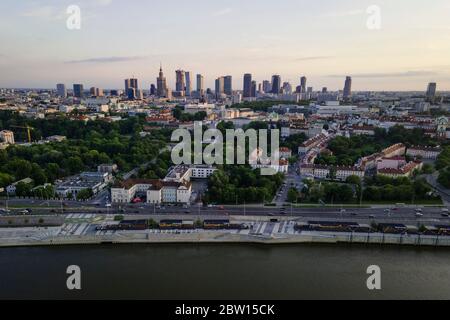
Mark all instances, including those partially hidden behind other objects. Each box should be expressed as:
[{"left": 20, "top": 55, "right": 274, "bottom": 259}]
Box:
[{"left": 2, "top": 230, "right": 450, "bottom": 249}]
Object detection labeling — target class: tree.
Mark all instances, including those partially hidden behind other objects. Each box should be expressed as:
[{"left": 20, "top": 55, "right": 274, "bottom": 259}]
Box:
[
  {"left": 0, "top": 172, "right": 14, "bottom": 188},
  {"left": 421, "top": 163, "right": 435, "bottom": 174},
  {"left": 76, "top": 188, "right": 93, "bottom": 201},
  {"left": 15, "top": 182, "right": 32, "bottom": 197},
  {"left": 438, "top": 168, "right": 450, "bottom": 188},
  {"left": 287, "top": 188, "right": 299, "bottom": 203}
]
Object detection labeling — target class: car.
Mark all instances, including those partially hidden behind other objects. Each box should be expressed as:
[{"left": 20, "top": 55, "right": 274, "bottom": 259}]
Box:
[
  {"left": 351, "top": 212, "right": 358, "bottom": 216},
  {"left": 441, "top": 213, "right": 450, "bottom": 218},
  {"left": 184, "top": 211, "right": 190, "bottom": 214},
  {"left": 369, "top": 215, "right": 376, "bottom": 219},
  {"left": 415, "top": 212, "right": 424, "bottom": 217}
]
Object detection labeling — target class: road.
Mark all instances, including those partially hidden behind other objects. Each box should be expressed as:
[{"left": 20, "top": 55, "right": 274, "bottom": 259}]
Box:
[
  {"left": 424, "top": 172, "right": 450, "bottom": 206},
  {"left": 274, "top": 163, "right": 304, "bottom": 205},
  {"left": 3, "top": 203, "right": 449, "bottom": 226}
]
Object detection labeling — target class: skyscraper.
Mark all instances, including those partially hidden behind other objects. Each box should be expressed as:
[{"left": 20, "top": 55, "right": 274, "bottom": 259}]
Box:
[
  {"left": 300, "top": 76, "right": 307, "bottom": 93},
  {"left": 426, "top": 82, "right": 437, "bottom": 101},
  {"left": 125, "top": 79, "right": 131, "bottom": 93},
  {"left": 56, "top": 84, "right": 67, "bottom": 98},
  {"left": 73, "top": 84, "right": 84, "bottom": 98},
  {"left": 127, "top": 88, "right": 136, "bottom": 100},
  {"left": 282, "top": 82, "right": 292, "bottom": 95},
  {"left": 185, "top": 72, "right": 192, "bottom": 96},
  {"left": 251, "top": 81, "right": 257, "bottom": 98},
  {"left": 130, "top": 78, "right": 138, "bottom": 90},
  {"left": 175, "top": 70, "right": 186, "bottom": 95},
  {"left": 243, "top": 73, "right": 252, "bottom": 98},
  {"left": 150, "top": 84, "right": 156, "bottom": 96},
  {"left": 125, "top": 78, "right": 138, "bottom": 93},
  {"left": 343, "top": 76, "right": 352, "bottom": 99},
  {"left": 215, "top": 77, "right": 225, "bottom": 98},
  {"left": 157, "top": 65, "right": 169, "bottom": 98},
  {"left": 196, "top": 74, "right": 204, "bottom": 95},
  {"left": 262, "top": 80, "right": 272, "bottom": 93},
  {"left": 224, "top": 76, "right": 233, "bottom": 95},
  {"left": 271, "top": 75, "right": 281, "bottom": 94}
]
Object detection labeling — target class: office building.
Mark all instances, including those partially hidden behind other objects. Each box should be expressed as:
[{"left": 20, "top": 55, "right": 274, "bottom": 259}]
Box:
[
  {"left": 251, "top": 81, "right": 257, "bottom": 97},
  {"left": 426, "top": 82, "right": 437, "bottom": 101},
  {"left": 175, "top": 70, "right": 186, "bottom": 95},
  {"left": 185, "top": 72, "right": 192, "bottom": 96},
  {"left": 73, "top": 84, "right": 84, "bottom": 98},
  {"left": 215, "top": 77, "right": 225, "bottom": 98},
  {"left": 197, "top": 74, "right": 204, "bottom": 95},
  {"left": 224, "top": 76, "right": 233, "bottom": 95},
  {"left": 243, "top": 73, "right": 252, "bottom": 98},
  {"left": 271, "top": 75, "right": 281, "bottom": 94},
  {"left": 343, "top": 76, "right": 352, "bottom": 99},
  {"left": 300, "top": 76, "right": 307, "bottom": 93},
  {"left": 56, "top": 84, "right": 67, "bottom": 98},
  {"left": 263, "top": 80, "right": 272, "bottom": 93},
  {"left": 150, "top": 84, "right": 156, "bottom": 96}
]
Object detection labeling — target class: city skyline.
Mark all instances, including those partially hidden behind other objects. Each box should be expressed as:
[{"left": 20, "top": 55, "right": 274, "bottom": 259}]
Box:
[{"left": 1, "top": 0, "right": 450, "bottom": 90}]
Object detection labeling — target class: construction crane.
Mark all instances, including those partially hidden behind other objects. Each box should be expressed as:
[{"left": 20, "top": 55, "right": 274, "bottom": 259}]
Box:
[{"left": 10, "top": 125, "right": 34, "bottom": 143}]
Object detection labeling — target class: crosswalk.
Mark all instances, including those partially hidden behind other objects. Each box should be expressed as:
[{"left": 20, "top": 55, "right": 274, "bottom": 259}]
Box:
[{"left": 0, "top": 219, "right": 300, "bottom": 243}]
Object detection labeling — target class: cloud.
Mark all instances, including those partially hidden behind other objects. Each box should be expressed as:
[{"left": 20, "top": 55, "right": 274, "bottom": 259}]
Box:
[
  {"left": 93, "top": 0, "right": 113, "bottom": 6},
  {"left": 65, "top": 56, "right": 147, "bottom": 64},
  {"left": 295, "top": 56, "right": 334, "bottom": 61},
  {"left": 320, "top": 9, "right": 364, "bottom": 18},
  {"left": 212, "top": 8, "right": 232, "bottom": 17},
  {"left": 21, "top": 6, "right": 64, "bottom": 20},
  {"left": 328, "top": 71, "right": 439, "bottom": 78}
]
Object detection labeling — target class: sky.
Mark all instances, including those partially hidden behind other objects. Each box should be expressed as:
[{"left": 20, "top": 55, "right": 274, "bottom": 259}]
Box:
[{"left": 0, "top": 0, "right": 450, "bottom": 91}]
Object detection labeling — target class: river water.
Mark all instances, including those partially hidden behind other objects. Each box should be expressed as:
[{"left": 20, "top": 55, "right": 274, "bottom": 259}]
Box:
[{"left": 0, "top": 244, "right": 449, "bottom": 300}]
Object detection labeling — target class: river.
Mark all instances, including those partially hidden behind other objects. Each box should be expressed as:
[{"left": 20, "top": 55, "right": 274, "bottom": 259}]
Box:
[{"left": 0, "top": 244, "right": 449, "bottom": 299}]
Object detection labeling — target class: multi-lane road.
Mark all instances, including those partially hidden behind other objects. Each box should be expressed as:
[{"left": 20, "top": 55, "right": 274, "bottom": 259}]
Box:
[{"left": 3, "top": 201, "right": 449, "bottom": 226}]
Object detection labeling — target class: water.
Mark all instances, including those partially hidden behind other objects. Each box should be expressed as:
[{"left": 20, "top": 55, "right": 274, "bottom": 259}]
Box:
[{"left": 0, "top": 244, "right": 449, "bottom": 300}]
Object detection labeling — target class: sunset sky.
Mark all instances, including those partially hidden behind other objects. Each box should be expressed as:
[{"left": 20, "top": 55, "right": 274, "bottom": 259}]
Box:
[{"left": 1, "top": 0, "right": 449, "bottom": 91}]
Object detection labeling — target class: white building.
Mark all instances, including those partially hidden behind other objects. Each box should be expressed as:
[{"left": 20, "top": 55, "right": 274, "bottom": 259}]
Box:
[
  {"left": 111, "top": 179, "right": 192, "bottom": 204},
  {"left": 0, "top": 130, "right": 15, "bottom": 145},
  {"left": 406, "top": 146, "right": 442, "bottom": 160},
  {"left": 335, "top": 167, "right": 365, "bottom": 181}
]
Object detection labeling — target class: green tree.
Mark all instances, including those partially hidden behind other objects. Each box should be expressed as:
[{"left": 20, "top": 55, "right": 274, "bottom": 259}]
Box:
[{"left": 287, "top": 188, "right": 299, "bottom": 203}]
